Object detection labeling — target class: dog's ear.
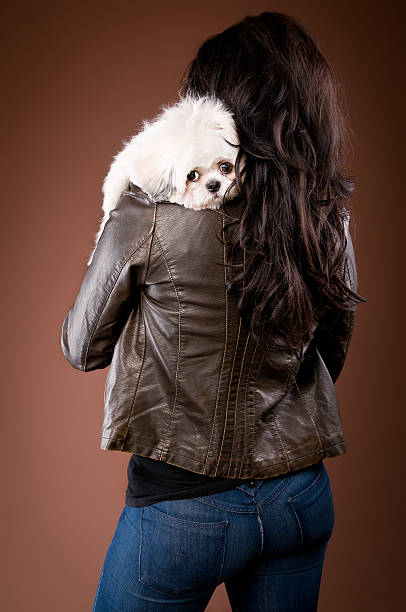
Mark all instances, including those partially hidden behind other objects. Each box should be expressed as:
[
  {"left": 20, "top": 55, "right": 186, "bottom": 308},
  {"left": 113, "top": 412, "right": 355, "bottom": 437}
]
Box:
[
  {"left": 102, "top": 128, "right": 180, "bottom": 206},
  {"left": 128, "top": 148, "right": 176, "bottom": 202}
]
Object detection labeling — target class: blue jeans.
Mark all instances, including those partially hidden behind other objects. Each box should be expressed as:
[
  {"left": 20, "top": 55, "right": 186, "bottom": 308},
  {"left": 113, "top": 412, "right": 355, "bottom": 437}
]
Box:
[{"left": 92, "top": 459, "right": 335, "bottom": 611}]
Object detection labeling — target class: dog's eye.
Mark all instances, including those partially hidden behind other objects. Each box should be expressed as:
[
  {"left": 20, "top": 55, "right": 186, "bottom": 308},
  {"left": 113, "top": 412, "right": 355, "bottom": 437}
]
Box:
[
  {"left": 187, "top": 170, "right": 200, "bottom": 182},
  {"left": 219, "top": 162, "right": 233, "bottom": 174}
]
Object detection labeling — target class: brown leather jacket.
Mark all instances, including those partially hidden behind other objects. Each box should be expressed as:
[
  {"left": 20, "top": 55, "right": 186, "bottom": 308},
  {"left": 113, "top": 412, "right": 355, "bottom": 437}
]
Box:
[{"left": 61, "top": 182, "right": 358, "bottom": 479}]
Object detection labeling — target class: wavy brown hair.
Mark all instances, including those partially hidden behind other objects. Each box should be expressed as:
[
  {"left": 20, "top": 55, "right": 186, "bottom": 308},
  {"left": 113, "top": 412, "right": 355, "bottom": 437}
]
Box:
[{"left": 179, "top": 11, "right": 366, "bottom": 350}]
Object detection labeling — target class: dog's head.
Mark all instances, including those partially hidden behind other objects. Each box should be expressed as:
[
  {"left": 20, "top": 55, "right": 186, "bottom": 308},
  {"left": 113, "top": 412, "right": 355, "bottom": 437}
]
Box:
[{"left": 102, "top": 93, "right": 244, "bottom": 214}]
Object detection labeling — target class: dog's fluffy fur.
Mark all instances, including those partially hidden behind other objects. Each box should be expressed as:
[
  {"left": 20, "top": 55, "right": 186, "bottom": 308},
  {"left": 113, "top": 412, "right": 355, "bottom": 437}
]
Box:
[{"left": 87, "top": 93, "right": 243, "bottom": 266}]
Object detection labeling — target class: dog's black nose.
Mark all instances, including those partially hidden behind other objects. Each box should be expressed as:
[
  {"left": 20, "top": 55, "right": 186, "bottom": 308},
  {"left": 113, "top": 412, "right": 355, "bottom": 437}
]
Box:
[{"left": 206, "top": 180, "right": 221, "bottom": 193}]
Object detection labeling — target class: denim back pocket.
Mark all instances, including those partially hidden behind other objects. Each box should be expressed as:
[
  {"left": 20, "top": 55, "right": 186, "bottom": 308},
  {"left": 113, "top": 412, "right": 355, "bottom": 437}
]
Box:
[
  {"left": 287, "top": 461, "right": 335, "bottom": 549},
  {"left": 139, "top": 504, "right": 228, "bottom": 597}
]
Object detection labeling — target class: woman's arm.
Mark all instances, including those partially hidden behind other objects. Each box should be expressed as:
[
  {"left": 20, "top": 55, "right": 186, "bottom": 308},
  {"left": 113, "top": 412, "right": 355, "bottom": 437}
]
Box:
[
  {"left": 312, "top": 214, "right": 358, "bottom": 384},
  {"left": 60, "top": 190, "right": 156, "bottom": 372}
]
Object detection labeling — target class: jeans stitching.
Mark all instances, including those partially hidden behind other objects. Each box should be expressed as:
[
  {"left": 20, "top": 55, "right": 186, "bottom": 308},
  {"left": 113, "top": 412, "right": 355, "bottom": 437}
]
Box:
[
  {"left": 255, "top": 503, "right": 264, "bottom": 556},
  {"left": 144, "top": 503, "right": 229, "bottom": 528},
  {"left": 288, "top": 499, "right": 304, "bottom": 549},
  {"left": 257, "top": 476, "right": 295, "bottom": 512},
  {"left": 287, "top": 461, "right": 324, "bottom": 503},
  {"left": 138, "top": 506, "right": 228, "bottom": 596}
]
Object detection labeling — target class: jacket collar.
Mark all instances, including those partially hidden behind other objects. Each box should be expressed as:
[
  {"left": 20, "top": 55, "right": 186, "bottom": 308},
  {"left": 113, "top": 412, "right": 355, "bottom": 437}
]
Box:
[{"left": 128, "top": 181, "right": 244, "bottom": 220}]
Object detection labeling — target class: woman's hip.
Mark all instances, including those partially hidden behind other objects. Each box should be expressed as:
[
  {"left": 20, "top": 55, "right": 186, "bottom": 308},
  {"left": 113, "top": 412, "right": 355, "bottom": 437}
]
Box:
[{"left": 92, "top": 459, "right": 335, "bottom": 610}]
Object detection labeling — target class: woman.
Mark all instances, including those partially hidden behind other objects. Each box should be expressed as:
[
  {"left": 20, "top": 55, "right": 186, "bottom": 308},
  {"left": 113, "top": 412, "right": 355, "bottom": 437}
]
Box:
[{"left": 61, "top": 11, "right": 365, "bottom": 612}]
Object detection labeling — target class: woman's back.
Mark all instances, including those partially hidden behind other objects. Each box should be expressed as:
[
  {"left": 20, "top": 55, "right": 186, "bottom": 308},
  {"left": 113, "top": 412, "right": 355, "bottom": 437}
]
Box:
[{"left": 61, "top": 182, "right": 357, "bottom": 481}]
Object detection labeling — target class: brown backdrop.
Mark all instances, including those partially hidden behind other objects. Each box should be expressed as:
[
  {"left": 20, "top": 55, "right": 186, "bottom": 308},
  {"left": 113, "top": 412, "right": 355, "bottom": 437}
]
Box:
[{"left": 1, "top": 0, "right": 403, "bottom": 610}]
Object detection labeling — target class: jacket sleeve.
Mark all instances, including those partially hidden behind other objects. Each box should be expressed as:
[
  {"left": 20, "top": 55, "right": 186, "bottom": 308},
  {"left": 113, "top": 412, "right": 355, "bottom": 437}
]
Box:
[
  {"left": 60, "top": 190, "right": 156, "bottom": 372},
  {"left": 312, "top": 213, "right": 359, "bottom": 384}
]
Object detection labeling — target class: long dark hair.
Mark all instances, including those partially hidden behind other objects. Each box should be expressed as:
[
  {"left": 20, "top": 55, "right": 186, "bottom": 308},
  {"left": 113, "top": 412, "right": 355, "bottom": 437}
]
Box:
[{"left": 179, "top": 11, "right": 366, "bottom": 350}]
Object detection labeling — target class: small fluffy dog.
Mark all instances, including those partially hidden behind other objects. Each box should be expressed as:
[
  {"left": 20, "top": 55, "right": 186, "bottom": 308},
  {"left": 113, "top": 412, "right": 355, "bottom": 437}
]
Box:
[{"left": 87, "top": 93, "right": 244, "bottom": 266}]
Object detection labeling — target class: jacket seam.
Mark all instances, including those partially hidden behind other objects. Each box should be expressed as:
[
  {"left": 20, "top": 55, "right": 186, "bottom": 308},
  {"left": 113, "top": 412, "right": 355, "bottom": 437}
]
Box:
[
  {"left": 217, "top": 314, "right": 241, "bottom": 476},
  {"left": 207, "top": 208, "right": 238, "bottom": 220},
  {"left": 82, "top": 230, "right": 154, "bottom": 371},
  {"left": 270, "top": 412, "right": 292, "bottom": 468},
  {"left": 267, "top": 352, "right": 300, "bottom": 469},
  {"left": 203, "top": 213, "right": 228, "bottom": 475},
  {"left": 227, "top": 237, "right": 249, "bottom": 476},
  {"left": 142, "top": 203, "right": 158, "bottom": 286},
  {"left": 120, "top": 204, "right": 158, "bottom": 445},
  {"left": 239, "top": 342, "right": 258, "bottom": 478},
  {"left": 234, "top": 331, "right": 251, "bottom": 478},
  {"left": 225, "top": 315, "right": 243, "bottom": 476},
  {"left": 101, "top": 437, "right": 344, "bottom": 469},
  {"left": 294, "top": 380, "right": 323, "bottom": 449},
  {"left": 250, "top": 348, "right": 266, "bottom": 474},
  {"left": 154, "top": 232, "right": 183, "bottom": 459},
  {"left": 236, "top": 246, "right": 249, "bottom": 477},
  {"left": 252, "top": 350, "right": 293, "bottom": 473},
  {"left": 132, "top": 191, "right": 237, "bottom": 220},
  {"left": 258, "top": 445, "right": 334, "bottom": 469}
]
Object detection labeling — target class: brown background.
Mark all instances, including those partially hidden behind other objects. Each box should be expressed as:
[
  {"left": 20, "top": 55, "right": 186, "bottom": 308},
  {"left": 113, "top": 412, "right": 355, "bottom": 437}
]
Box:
[{"left": 1, "top": 0, "right": 404, "bottom": 610}]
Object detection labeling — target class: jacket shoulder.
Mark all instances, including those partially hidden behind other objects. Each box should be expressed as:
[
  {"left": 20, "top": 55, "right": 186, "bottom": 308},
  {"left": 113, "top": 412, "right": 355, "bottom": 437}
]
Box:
[{"left": 107, "top": 183, "right": 156, "bottom": 236}]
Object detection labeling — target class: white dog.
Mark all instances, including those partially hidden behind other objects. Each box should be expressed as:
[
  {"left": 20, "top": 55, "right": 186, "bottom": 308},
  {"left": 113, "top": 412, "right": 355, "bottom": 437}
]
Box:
[{"left": 87, "top": 93, "right": 244, "bottom": 266}]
